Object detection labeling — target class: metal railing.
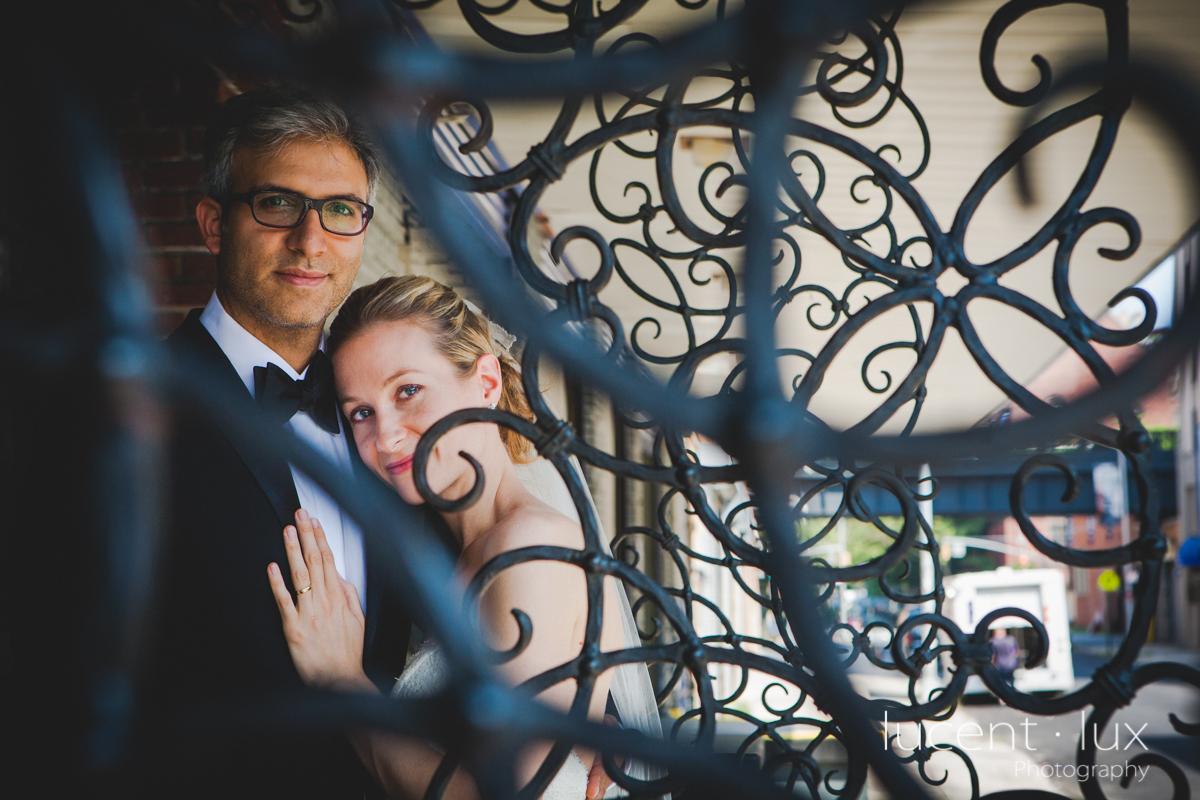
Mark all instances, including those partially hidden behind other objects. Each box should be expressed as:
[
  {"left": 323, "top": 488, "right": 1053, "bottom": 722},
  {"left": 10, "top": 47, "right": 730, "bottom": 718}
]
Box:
[{"left": 4, "top": 0, "right": 1200, "bottom": 798}]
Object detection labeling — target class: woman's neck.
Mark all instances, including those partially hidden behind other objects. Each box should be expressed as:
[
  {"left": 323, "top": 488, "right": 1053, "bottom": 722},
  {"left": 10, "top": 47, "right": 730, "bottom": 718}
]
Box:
[{"left": 439, "top": 451, "right": 529, "bottom": 554}]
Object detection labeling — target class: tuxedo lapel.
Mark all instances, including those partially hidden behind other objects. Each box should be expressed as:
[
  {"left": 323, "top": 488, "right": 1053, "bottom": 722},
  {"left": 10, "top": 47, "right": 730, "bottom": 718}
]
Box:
[{"left": 169, "top": 309, "right": 300, "bottom": 529}]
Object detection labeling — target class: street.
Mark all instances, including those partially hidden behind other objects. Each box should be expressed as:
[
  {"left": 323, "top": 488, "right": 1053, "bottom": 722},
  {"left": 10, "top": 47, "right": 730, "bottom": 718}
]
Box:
[{"left": 855, "top": 636, "right": 1200, "bottom": 799}]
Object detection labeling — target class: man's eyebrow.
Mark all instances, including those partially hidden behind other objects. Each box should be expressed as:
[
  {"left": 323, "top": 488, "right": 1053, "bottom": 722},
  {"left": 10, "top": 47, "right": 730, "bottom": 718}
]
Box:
[
  {"left": 327, "top": 192, "right": 369, "bottom": 204},
  {"left": 248, "top": 183, "right": 367, "bottom": 204},
  {"left": 249, "top": 182, "right": 301, "bottom": 195}
]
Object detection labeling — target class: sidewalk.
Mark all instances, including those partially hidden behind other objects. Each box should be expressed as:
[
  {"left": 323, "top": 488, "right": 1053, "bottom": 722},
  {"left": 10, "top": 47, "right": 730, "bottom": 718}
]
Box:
[{"left": 1070, "top": 632, "right": 1200, "bottom": 669}]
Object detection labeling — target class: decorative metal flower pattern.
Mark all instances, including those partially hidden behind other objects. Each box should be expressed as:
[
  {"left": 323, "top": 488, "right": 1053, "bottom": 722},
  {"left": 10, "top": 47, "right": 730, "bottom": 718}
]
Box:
[
  {"left": 370, "top": 1, "right": 1200, "bottom": 798},
  {"left": 40, "top": 1, "right": 1200, "bottom": 799}
]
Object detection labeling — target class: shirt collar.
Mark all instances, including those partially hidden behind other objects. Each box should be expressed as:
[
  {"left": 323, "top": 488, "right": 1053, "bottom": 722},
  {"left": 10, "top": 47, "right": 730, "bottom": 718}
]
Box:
[{"left": 198, "top": 291, "right": 325, "bottom": 396}]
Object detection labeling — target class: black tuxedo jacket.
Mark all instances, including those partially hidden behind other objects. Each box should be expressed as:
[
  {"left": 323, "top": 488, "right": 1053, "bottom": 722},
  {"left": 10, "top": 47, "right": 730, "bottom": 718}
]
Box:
[{"left": 142, "top": 309, "right": 419, "bottom": 799}]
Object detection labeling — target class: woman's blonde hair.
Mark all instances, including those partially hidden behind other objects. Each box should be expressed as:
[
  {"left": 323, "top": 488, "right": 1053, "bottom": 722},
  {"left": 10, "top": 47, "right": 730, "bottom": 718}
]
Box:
[{"left": 328, "top": 275, "right": 535, "bottom": 463}]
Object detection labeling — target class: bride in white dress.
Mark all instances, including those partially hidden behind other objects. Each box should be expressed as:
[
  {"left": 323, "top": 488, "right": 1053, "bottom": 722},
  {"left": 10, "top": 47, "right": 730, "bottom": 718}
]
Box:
[{"left": 265, "top": 276, "right": 661, "bottom": 800}]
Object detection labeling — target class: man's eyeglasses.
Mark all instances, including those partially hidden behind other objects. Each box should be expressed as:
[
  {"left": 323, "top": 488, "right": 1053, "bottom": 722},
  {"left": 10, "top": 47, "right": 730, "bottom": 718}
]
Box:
[{"left": 227, "top": 191, "right": 374, "bottom": 236}]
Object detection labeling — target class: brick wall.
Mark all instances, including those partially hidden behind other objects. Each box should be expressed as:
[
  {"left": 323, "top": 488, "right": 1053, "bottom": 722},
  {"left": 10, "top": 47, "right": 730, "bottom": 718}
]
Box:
[{"left": 108, "top": 67, "right": 233, "bottom": 334}]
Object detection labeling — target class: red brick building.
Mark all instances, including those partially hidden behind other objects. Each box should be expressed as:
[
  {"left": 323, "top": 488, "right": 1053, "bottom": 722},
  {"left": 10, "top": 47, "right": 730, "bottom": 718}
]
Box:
[
  {"left": 982, "top": 259, "right": 1183, "bottom": 638},
  {"left": 110, "top": 67, "right": 230, "bottom": 333}
]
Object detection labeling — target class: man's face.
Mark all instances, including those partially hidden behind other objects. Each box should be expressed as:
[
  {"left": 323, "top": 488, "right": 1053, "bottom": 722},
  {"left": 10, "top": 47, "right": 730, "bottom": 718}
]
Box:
[{"left": 211, "top": 138, "right": 370, "bottom": 333}]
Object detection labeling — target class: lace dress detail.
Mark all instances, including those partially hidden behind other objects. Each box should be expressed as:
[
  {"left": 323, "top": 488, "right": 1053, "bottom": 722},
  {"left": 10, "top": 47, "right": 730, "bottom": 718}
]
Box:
[{"left": 392, "top": 641, "right": 589, "bottom": 800}]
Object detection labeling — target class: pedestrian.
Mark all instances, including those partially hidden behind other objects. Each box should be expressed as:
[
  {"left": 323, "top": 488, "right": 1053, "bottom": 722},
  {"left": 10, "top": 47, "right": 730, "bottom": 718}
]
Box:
[{"left": 991, "top": 627, "right": 1020, "bottom": 689}]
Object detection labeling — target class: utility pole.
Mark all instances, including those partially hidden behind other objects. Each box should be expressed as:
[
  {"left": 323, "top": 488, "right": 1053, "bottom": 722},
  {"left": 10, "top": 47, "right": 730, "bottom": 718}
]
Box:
[
  {"left": 837, "top": 514, "right": 849, "bottom": 624},
  {"left": 1116, "top": 450, "right": 1134, "bottom": 632},
  {"left": 919, "top": 463, "right": 935, "bottom": 613},
  {"left": 918, "top": 464, "right": 937, "bottom": 696}
]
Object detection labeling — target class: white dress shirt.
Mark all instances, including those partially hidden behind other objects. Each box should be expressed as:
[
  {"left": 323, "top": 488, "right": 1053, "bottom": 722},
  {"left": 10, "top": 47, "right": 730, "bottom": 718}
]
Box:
[{"left": 200, "top": 292, "right": 367, "bottom": 610}]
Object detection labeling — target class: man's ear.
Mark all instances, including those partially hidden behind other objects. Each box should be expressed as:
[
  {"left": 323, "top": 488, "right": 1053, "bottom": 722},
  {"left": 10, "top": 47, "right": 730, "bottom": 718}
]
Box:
[
  {"left": 195, "top": 196, "right": 224, "bottom": 256},
  {"left": 476, "top": 354, "right": 503, "bottom": 407}
]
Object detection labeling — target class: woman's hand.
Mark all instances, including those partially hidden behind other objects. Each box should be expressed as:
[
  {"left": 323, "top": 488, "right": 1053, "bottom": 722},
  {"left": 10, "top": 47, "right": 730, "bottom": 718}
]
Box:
[
  {"left": 585, "top": 714, "right": 624, "bottom": 799},
  {"left": 267, "top": 509, "right": 375, "bottom": 693}
]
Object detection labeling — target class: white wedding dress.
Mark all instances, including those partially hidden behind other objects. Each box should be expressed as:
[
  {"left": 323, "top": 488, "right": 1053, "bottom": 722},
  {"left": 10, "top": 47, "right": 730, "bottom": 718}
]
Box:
[
  {"left": 393, "top": 640, "right": 590, "bottom": 799},
  {"left": 391, "top": 455, "right": 662, "bottom": 800}
]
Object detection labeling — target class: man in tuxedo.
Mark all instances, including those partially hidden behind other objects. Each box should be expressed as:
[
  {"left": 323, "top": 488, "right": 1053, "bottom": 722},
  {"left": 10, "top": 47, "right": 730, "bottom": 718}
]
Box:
[{"left": 146, "top": 84, "right": 413, "bottom": 799}]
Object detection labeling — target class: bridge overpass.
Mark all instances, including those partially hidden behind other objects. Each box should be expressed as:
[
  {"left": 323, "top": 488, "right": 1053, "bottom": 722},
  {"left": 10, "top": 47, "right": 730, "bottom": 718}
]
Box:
[{"left": 798, "top": 447, "right": 1176, "bottom": 519}]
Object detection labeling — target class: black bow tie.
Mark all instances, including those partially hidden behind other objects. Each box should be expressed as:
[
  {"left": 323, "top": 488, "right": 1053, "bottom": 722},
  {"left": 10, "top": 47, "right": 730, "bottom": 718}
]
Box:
[{"left": 253, "top": 350, "right": 341, "bottom": 435}]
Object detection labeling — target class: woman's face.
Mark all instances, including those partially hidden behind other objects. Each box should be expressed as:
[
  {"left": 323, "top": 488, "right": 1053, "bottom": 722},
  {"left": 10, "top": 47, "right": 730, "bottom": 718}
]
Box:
[{"left": 333, "top": 320, "right": 502, "bottom": 505}]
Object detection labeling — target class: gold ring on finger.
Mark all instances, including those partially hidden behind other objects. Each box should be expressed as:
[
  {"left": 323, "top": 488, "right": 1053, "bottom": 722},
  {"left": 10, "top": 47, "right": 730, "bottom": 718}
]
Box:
[{"left": 296, "top": 585, "right": 313, "bottom": 595}]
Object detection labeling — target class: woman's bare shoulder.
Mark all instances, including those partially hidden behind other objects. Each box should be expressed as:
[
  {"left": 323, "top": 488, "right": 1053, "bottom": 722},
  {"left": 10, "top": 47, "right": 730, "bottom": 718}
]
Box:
[
  {"left": 471, "top": 500, "right": 585, "bottom": 567},
  {"left": 497, "top": 500, "right": 584, "bottom": 551}
]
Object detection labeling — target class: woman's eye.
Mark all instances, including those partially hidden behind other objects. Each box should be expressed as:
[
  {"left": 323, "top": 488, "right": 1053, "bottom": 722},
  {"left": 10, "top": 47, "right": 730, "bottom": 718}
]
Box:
[
  {"left": 348, "top": 407, "right": 373, "bottom": 422},
  {"left": 399, "top": 385, "right": 421, "bottom": 399}
]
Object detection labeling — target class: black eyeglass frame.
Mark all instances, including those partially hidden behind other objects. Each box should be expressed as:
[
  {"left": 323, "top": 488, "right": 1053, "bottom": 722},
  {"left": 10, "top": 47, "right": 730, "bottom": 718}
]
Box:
[{"left": 226, "top": 190, "right": 374, "bottom": 236}]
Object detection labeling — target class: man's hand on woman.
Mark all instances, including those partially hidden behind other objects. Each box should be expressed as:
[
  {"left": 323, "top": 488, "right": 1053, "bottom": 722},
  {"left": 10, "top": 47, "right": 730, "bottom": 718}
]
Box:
[{"left": 268, "top": 509, "right": 375, "bottom": 693}]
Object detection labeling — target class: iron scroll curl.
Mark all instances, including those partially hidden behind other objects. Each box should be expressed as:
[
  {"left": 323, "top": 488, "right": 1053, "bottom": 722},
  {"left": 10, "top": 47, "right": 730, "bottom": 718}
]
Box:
[
  {"left": 359, "top": 1, "right": 1200, "bottom": 796},
  {"left": 16, "top": 0, "right": 1200, "bottom": 798}
]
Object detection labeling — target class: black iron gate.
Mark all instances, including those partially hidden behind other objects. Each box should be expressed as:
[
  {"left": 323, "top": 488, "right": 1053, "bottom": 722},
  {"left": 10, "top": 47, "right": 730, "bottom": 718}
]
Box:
[{"left": 2, "top": 1, "right": 1199, "bottom": 798}]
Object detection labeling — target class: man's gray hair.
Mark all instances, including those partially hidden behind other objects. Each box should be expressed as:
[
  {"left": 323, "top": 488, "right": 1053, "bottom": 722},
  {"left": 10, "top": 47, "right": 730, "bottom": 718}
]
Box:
[{"left": 203, "top": 84, "right": 382, "bottom": 202}]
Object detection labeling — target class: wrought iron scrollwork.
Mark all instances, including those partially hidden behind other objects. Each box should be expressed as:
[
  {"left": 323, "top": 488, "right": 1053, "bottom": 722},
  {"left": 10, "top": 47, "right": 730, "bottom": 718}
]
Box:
[
  {"left": 367, "top": 0, "right": 1200, "bottom": 797},
  {"left": 10, "top": 0, "right": 1200, "bottom": 798}
]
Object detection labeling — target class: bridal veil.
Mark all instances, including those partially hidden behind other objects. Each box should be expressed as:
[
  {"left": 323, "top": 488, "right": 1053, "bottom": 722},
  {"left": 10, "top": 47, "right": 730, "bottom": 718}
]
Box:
[{"left": 514, "top": 456, "right": 664, "bottom": 793}]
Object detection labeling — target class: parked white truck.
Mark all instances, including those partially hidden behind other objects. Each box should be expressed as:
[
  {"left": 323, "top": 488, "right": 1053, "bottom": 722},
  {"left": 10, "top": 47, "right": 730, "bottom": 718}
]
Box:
[{"left": 943, "top": 567, "right": 1075, "bottom": 695}]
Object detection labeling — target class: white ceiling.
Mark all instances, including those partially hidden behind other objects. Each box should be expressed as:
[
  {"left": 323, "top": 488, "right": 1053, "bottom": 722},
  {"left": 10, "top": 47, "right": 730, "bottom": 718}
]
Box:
[{"left": 403, "top": 0, "right": 1200, "bottom": 434}]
